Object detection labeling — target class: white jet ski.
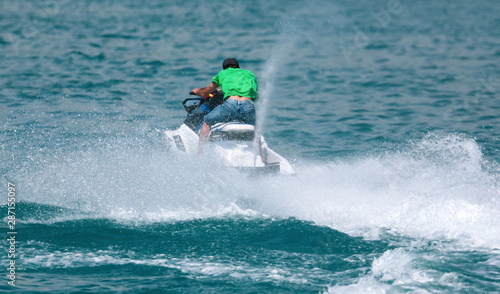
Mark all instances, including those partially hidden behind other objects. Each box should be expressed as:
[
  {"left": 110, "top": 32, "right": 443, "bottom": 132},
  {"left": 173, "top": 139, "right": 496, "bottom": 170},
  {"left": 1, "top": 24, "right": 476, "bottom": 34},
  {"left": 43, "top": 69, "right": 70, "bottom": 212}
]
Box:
[{"left": 164, "top": 92, "right": 294, "bottom": 175}]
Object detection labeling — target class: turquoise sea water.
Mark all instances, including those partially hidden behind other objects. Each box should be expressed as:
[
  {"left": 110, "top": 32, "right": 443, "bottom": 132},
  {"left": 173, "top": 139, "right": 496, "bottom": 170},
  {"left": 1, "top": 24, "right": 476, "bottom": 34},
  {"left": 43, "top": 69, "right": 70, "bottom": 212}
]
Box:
[{"left": 1, "top": 0, "right": 500, "bottom": 293}]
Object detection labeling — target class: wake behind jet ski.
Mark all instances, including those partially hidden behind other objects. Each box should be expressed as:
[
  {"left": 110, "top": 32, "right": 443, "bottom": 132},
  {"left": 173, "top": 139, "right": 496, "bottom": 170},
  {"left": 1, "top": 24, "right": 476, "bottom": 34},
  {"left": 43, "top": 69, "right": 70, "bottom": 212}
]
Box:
[{"left": 164, "top": 90, "right": 294, "bottom": 175}]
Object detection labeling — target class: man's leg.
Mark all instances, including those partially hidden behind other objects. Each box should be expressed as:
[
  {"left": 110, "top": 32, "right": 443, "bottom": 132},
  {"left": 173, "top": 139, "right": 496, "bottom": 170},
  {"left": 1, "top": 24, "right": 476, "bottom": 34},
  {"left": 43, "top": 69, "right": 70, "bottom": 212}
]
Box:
[
  {"left": 197, "top": 100, "right": 237, "bottom": 154},
  {"left": 198, "top": 122, "right": 210, "bottom": 154}
]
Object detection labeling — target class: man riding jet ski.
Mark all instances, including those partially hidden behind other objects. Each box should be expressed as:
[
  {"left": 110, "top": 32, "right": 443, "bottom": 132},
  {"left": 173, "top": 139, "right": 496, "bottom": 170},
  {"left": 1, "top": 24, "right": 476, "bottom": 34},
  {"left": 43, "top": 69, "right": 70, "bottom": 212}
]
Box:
[
  {"left": 191, "top": 58, "right": 258, "bottom": 155},
  {"left": 164, "top": 58, "right": 294, "bottom": 175}
]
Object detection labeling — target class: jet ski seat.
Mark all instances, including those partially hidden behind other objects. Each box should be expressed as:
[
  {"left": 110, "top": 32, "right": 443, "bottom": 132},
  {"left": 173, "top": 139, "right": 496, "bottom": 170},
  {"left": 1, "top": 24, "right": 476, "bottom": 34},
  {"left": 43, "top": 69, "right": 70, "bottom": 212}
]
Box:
[{"left": 208, "top": 122, "right": 255, "bottom": 141}]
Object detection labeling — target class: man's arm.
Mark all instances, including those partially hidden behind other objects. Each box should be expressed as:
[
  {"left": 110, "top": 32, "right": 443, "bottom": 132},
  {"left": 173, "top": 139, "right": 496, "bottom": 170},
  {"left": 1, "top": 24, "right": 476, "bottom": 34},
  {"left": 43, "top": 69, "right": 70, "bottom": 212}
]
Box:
[{"left": 192, "top": 82, "right": 218, "bottom": 98}]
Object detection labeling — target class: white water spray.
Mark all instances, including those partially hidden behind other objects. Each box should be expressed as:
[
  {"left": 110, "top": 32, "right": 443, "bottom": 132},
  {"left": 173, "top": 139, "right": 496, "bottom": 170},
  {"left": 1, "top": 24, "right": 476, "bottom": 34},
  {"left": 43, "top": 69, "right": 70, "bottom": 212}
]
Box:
[{"left": 255, "top": 15, "right": 299, "bottom": 137}]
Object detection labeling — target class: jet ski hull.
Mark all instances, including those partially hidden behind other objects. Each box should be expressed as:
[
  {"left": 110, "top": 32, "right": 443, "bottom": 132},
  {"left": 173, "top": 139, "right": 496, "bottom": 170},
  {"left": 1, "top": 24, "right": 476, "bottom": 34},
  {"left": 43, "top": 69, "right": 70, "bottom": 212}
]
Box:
[{"left": 164, "top": 124, "right": 294, "bottom": 175}]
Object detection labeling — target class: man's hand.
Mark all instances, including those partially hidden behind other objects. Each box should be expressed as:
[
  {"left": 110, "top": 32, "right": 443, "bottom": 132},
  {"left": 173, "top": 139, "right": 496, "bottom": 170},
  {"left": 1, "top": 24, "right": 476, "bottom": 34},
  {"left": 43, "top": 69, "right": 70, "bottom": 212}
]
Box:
[
  {"left": 191, "top": 88, "right": 201, "bottom": 96},
  {"left": 194, "top": 83, "right": 218, "bottom": 98}
]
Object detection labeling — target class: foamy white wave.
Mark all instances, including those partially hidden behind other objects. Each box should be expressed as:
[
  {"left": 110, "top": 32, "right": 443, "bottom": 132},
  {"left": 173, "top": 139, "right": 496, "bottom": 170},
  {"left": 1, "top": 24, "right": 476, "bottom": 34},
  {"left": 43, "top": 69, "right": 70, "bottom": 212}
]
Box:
[
  {"left": 372, "top": 249, "right": 433, "bottom": 284},
  {"left": 21, "top": 248, "right": 315, "bottom": 286},
  {"left": 252, "top": 134, "right": 500, "bottom": 249},
  {"left": 325, "top": 245, "right": 488, "bottom": 293},
  {"left": 108, "top": 202, "right": 260, "bottom": 222},
  {"left": 324, "top": 277, "right": 389, "bottom": 294},
  {"left": 11, "top": 132, "right": 500, "bottom": 249},
  {"left": 14, "top": 134, "right": 263, "bottom": 221},
  {"left": 325, "top": 249, "right": 434, "bottom": 293}
]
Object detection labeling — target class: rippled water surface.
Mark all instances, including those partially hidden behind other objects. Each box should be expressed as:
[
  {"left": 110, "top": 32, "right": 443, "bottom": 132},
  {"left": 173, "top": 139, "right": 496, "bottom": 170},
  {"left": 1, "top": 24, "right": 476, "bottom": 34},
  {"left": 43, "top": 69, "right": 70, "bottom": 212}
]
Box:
[{"left": 1, "top": 0, "right": 500, "bottom": 293}]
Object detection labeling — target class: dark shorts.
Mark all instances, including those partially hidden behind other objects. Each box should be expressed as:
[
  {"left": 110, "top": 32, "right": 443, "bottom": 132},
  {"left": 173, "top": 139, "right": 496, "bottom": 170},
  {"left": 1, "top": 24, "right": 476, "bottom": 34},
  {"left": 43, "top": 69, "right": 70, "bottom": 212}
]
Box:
[{"left": 204, "top": 99, "right": 256, "bottom": 126}]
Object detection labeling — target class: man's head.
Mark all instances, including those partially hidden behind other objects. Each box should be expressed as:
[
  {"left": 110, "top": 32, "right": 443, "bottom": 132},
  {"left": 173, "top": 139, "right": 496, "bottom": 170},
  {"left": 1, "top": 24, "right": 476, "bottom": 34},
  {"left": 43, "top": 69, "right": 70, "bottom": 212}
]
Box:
[{"left": 223, "top": 58, "right": 239, "bottom": 70}]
